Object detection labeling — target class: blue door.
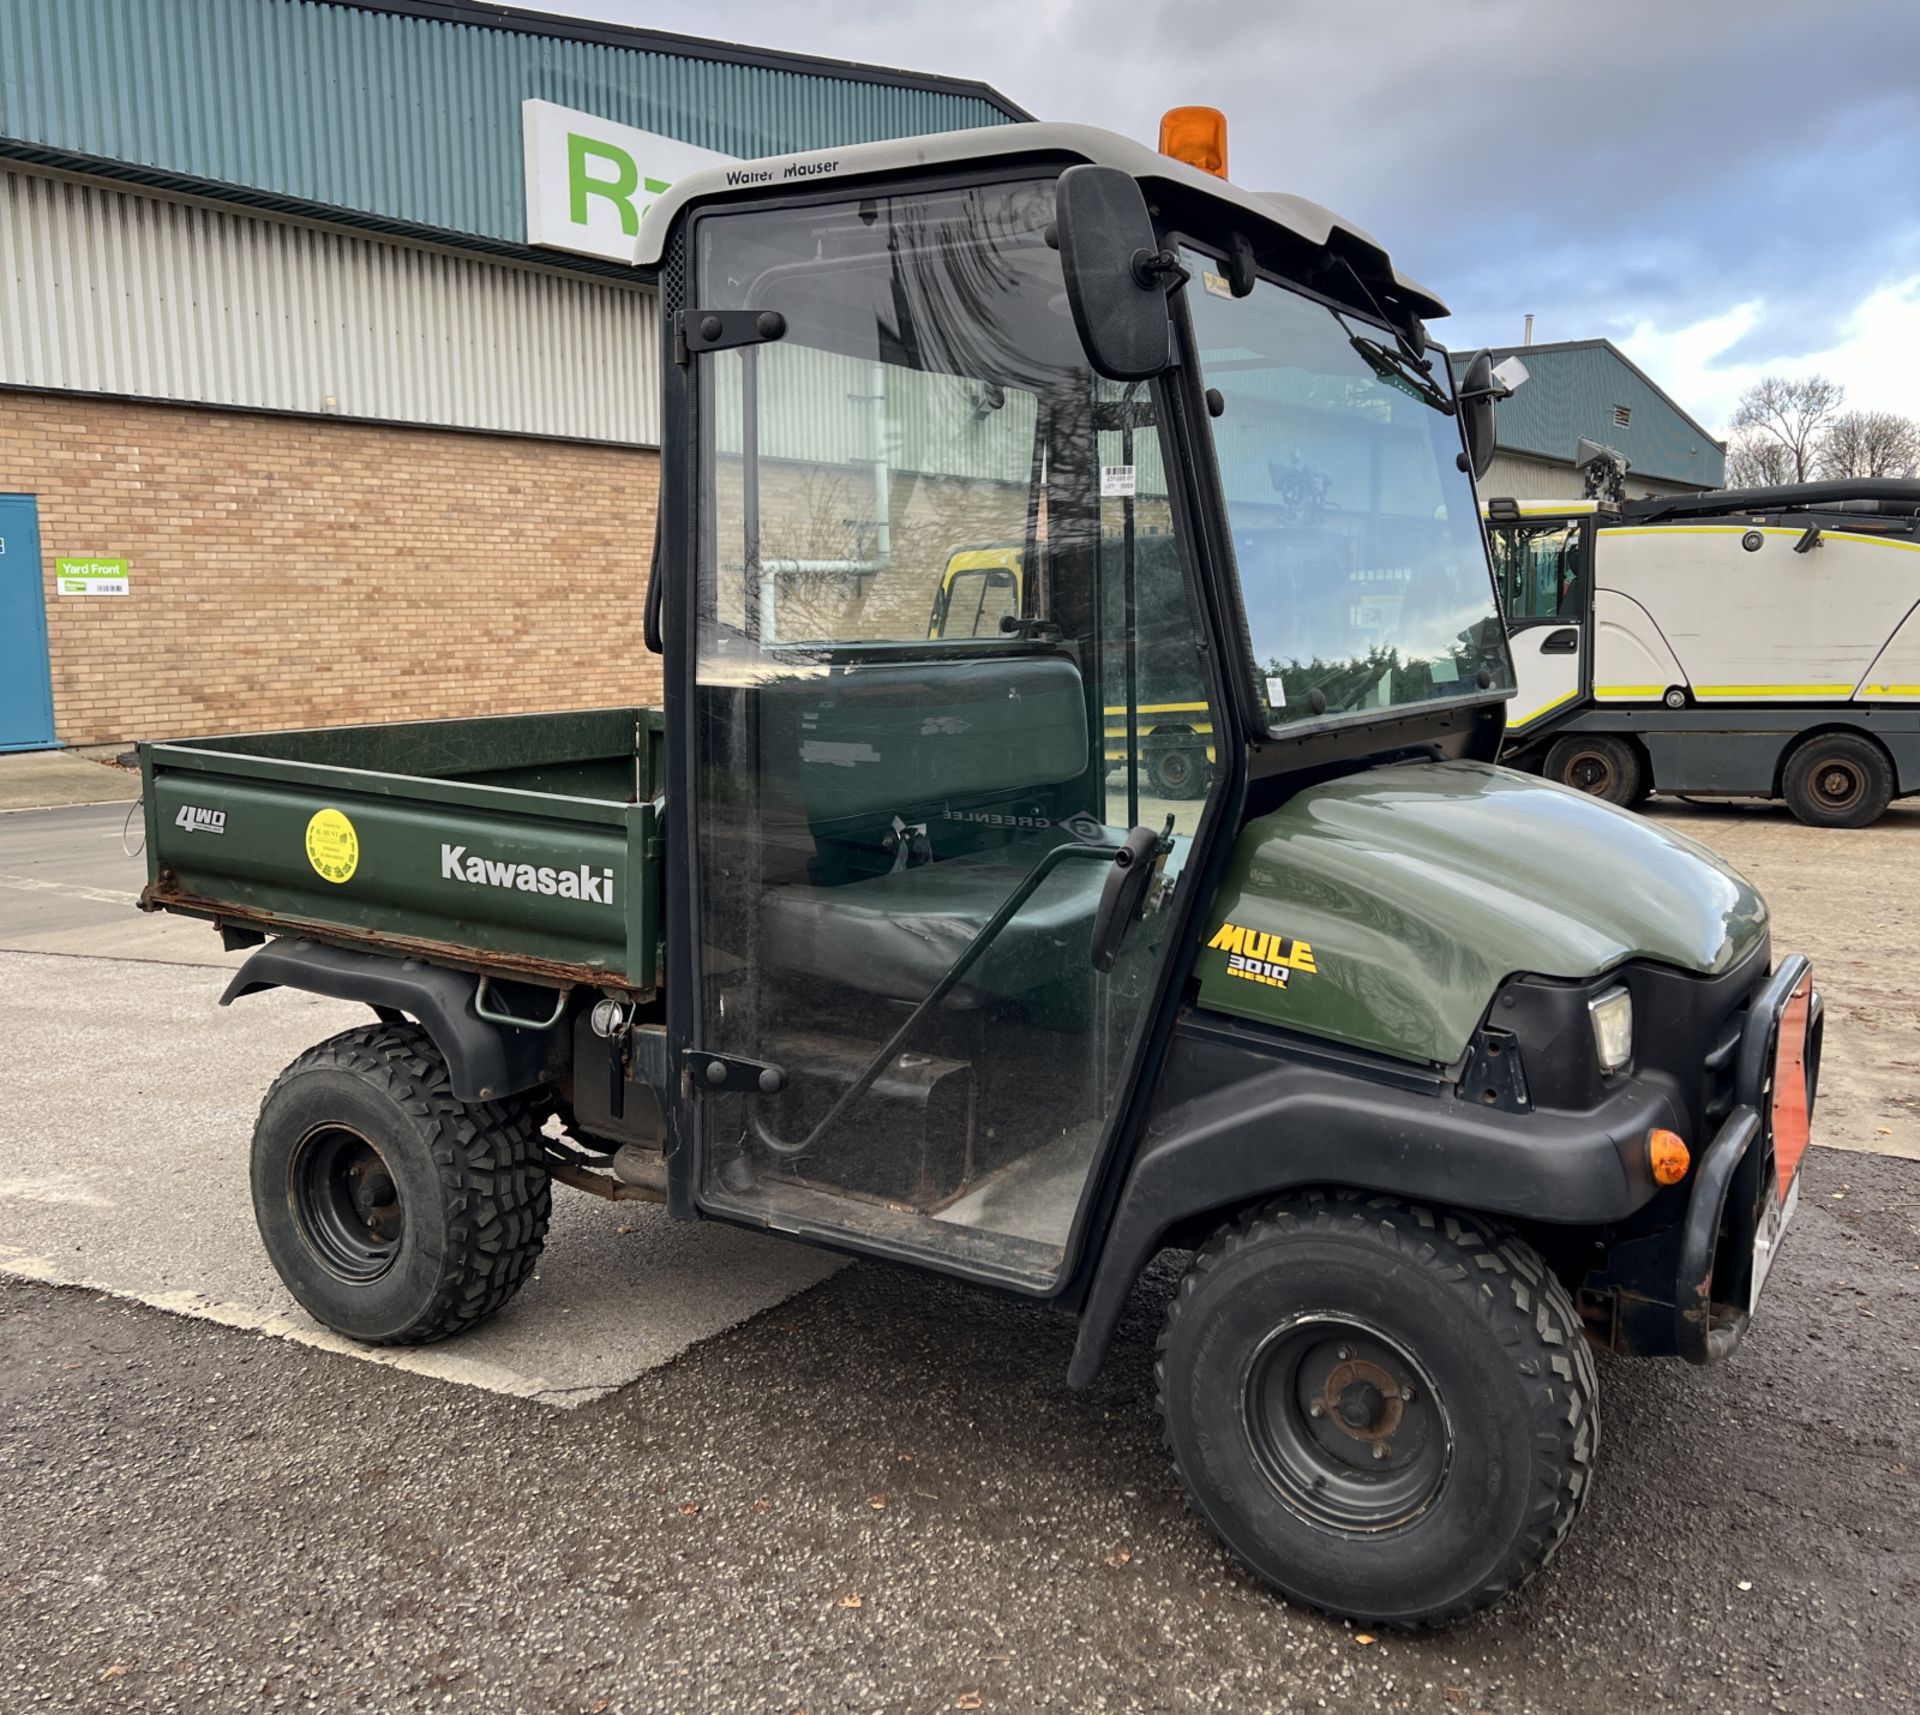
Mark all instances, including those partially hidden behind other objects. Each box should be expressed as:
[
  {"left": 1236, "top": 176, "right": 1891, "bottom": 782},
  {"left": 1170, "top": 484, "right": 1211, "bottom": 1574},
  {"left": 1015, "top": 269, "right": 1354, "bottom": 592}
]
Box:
[{"left": 0, "top": 494, "right": 57, "bottom": 751}]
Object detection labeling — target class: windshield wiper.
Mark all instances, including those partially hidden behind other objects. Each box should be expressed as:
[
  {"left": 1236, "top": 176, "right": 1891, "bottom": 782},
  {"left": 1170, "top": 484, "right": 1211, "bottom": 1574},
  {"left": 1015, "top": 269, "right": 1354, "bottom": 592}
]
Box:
[{"left": 1345, "top": 329, "right": 1456, "bottom": 416}]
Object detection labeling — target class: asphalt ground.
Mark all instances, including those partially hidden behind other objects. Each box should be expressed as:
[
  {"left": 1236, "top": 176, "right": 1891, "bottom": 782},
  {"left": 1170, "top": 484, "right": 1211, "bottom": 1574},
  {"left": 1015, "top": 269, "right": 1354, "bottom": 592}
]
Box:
[
  {"left": 2, "top": 1143, "right": 1915, "bottom": 1715},
  {"left": 1, "top": 794, "right": 1918, "bottom": 1710}
]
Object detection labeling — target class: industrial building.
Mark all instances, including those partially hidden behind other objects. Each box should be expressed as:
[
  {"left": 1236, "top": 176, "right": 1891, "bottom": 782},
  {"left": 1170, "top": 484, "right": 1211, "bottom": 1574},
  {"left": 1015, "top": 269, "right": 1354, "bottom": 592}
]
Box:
[
  {"left": 0, "top": 0, "right": 1025, "bottom": 750},
  {"left": 1449, "top": 338, "right": 1726, "bottom": 503}
]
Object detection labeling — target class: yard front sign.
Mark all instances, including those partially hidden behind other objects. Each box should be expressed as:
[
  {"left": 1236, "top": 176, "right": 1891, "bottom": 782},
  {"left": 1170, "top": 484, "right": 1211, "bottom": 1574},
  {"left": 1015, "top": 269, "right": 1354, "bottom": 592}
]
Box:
[
  {"left": 522, "top": 99, "right": 734, "bottom": 265},
  {"left": 56, "top": 557, "right": 130, "bottom": 597}
]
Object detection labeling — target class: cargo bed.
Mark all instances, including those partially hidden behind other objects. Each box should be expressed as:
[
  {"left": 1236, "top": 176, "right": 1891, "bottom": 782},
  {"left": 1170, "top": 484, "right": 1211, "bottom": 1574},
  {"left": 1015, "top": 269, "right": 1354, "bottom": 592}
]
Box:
[{"left": 139, "top": 708, "right": 664, "bottom": 995}]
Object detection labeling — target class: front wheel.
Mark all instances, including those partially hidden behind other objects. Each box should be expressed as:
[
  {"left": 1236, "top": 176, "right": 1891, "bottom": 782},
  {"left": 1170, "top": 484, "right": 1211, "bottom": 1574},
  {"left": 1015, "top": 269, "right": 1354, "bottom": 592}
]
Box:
[
  {"left": 1144, "top": 735, "right": 1209, "bottom": 799},
  {"left": 1157, "top": 1192, "right": 1598, "bottom": 1627},
  {"left": 1543, "top": 733, "right": 1645, "bottom": 806},
  {"left": 250, "top": 1023, "right": 551, "bottom": 1345}
]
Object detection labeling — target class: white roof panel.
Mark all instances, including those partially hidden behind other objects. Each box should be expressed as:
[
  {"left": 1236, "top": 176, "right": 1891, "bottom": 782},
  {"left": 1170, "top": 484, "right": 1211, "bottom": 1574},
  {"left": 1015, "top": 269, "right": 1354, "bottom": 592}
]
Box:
[{"left": 632, "top": 121, "right": 1446, "bottom": 317}]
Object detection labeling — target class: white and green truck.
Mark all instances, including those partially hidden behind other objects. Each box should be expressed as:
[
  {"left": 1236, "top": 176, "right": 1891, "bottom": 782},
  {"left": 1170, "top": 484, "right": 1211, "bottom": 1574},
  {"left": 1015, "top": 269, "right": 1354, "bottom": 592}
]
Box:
[{"left": 1493, "top": 482, "right": 1920, "bottom": 823}]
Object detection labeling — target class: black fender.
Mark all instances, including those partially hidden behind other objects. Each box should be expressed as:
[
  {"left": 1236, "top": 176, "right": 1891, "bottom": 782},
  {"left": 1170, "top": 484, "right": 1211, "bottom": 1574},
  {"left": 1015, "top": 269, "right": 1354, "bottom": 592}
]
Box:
[
  {"left": 1064, "top": 1018, "right": 1680, "bottom": 1388},
  {"left": 221, "top": 939, "right": 569, "bottom": 1103}
]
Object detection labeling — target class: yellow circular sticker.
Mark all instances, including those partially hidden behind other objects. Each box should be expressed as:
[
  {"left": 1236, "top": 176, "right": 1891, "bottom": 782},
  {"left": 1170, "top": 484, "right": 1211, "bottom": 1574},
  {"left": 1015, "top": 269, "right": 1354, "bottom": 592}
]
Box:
[{"left": 305, "top": 807, "right": 359, "bottom": 885}]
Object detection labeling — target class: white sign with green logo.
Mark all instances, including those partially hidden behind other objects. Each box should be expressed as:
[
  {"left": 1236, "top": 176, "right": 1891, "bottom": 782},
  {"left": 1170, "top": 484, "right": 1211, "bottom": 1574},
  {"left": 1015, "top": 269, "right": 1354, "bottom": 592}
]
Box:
[
  {"left": 57, "top": 557, "right": 130, "bottom": 597},
  {"left": 522, "top": 99, "right": 734, "bottom": 265}
]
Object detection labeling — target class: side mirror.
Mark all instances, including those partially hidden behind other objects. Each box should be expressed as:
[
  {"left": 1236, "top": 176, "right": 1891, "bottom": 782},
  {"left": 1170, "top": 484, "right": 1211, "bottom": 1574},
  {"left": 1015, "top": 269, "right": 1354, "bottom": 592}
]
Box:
[
  {"left": 1456, "top": 349, "right": 1526, "bottom": 481},
  {"left": 1055, "top": 165, "right": 1177, "bottom": 382}
]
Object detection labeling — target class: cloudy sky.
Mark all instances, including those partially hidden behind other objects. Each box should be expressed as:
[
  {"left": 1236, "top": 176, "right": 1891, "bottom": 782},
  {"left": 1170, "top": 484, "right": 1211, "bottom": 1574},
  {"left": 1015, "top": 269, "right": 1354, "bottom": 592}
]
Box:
[{"left": 552, "top": 0, "right": 1920, "bottom": 435}]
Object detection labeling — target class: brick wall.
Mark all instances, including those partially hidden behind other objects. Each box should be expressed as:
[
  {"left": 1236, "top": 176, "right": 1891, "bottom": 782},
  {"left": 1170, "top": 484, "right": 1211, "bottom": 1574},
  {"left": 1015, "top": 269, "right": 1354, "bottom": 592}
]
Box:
[
  {"left": 712, "top": 456, "right": 1032, "bottom": 642},
  {"left": 0, "top": 391, "right": 661, "bottom": 746}
]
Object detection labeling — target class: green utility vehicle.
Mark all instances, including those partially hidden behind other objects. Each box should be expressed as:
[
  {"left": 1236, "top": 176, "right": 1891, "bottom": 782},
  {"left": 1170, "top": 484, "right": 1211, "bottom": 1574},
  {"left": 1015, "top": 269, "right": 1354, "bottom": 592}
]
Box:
[{"left": 140, "top": 120, "right": 1822, "bottom": 1627}]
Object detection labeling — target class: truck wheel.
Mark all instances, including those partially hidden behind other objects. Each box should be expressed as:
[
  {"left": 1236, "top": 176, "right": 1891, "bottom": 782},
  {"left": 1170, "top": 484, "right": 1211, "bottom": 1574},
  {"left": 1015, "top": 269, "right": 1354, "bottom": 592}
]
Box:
[
  {"left": 1781, "top": 733, "right": 1893, "bottom": 828},
  {"left": 1145, "top": 736, "right": 1208, "bottom": 799},
  {"left": 1157, "top": 1192, "right": 1598, "bottom": 1627},
  {"left": 250, "top": 1023, "right": 551, "bottom": 1345},
  {"left": 1543, "top": 733, "right": 1644, "bottom": 806}
]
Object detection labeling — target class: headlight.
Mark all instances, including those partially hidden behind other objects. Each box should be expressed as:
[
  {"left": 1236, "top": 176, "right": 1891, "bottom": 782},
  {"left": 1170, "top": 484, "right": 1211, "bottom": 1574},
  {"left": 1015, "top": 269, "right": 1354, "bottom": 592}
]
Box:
[{"left": 1588, "top": 985, "right": 1633, "bottom": 1073}]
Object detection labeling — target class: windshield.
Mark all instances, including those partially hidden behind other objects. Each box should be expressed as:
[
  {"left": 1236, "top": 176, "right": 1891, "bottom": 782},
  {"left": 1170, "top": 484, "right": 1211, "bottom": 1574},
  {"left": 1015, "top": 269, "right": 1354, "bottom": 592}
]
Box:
[{"left": 1184, "top": 254, "right": 1513, "bottom": 730}]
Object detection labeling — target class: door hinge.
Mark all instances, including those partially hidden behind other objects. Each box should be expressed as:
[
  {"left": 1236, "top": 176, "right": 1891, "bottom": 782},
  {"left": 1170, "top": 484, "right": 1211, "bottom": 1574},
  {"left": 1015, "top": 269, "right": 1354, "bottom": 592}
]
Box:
[
  {"left": 675, "top": 308, "right": 787, "bottom": 364},
  {"left": 682, "top": 1049, "right": 787, "bottom": 1094}
]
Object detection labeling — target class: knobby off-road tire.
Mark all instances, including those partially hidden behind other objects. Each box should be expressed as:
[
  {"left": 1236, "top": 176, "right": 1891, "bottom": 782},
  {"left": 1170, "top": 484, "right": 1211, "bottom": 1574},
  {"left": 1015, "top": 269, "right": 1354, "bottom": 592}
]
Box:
[
  {"left": 1157, "top": 1191, "right": 1599, "bottom": 1627},
  {"left": 250, "top": 1023, "right": 551, "bottom": 1345}
]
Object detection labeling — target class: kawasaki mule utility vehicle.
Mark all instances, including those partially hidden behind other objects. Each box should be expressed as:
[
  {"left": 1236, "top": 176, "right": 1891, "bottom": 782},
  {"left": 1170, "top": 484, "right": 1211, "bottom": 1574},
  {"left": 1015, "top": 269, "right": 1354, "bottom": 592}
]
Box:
[
  {"left": 139, "top": 115, "right": 1823, "bottom": 1627},
  {"left": 1492, "top": 481, "right": 1920, "bottom": 825}
]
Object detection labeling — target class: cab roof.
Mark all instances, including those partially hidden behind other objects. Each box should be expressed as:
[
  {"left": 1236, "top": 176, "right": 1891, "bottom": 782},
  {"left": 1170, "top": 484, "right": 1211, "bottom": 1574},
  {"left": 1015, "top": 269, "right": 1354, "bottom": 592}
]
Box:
[{"left": 631, "top": 120, "right": 1447, "bottom": 319}]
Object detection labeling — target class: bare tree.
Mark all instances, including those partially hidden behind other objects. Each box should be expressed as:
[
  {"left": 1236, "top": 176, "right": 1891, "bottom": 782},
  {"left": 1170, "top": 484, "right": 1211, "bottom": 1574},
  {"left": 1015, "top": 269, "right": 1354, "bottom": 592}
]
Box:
[
  {"left": 1727, "top": 374, "right": 1846, "bottom": 482},
  {"left": 1817, "top": 409, "right": 1920, "bottom": 479},
  {"left": 1724, "top": 432, "right": 1796, "bottom": 488}
]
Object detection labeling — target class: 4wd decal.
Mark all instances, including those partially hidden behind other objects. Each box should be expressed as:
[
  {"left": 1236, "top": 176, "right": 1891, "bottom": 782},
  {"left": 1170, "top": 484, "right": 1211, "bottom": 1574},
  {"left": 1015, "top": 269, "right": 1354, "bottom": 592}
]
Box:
[
  {"left": 174, "top": 804, "right": 226, "bottom": 835},
  {"left": 1207, "top": 921, "right": 1317, "bottom": 989},
  {"left": 441, "top": 844, "right": 615, "bottom": 906}
]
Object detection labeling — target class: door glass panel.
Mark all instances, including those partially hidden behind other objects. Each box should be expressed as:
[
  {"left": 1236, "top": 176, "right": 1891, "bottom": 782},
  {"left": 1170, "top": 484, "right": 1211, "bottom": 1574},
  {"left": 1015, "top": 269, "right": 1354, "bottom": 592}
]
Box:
[
  {"left": 689, "top": 180, "right": 1217, "bottom": 1287},
  {"left": 1489, "top": 520, "right": 1583, "bottom": 621},
  {"left": 1095, "top": 384, "right": 1213, "bottom": 838}
]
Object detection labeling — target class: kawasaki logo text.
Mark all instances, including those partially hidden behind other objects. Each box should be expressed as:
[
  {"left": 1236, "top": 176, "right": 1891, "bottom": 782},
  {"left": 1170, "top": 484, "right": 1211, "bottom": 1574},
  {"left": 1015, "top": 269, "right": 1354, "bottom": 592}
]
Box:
[{"left": 441, "top": 845, "right": 614, "bottom": 906}]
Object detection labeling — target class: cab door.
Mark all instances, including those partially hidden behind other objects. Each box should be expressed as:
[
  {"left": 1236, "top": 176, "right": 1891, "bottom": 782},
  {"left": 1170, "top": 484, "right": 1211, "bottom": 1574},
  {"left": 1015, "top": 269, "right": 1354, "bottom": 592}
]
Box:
[
  {"left": 670, "top": 179, "right": 1222, "bottom": 1292},
  {"left": 1490, "top": 513, "right": 1590, "bottom": 735}
]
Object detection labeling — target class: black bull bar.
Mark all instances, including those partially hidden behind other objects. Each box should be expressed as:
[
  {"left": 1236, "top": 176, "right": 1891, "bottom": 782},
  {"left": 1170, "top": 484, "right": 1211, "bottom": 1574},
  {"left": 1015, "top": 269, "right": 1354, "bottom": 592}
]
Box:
[{"left": 1675, "top": 953, "right": 1822, "bottom": 1365}]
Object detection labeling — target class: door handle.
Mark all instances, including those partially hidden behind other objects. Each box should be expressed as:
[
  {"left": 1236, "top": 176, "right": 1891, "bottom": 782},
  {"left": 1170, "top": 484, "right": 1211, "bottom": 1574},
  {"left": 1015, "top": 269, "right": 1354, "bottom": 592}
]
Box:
[{"left": 1540, "top": 627, "right": 1579, "bottom": 654}]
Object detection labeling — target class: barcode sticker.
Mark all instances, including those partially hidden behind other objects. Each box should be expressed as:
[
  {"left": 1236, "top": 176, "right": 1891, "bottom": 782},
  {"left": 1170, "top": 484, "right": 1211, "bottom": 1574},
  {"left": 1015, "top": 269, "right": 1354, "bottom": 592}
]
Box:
[{"left": 1100, "top": 465, "right": 1137, "bottom": 498}]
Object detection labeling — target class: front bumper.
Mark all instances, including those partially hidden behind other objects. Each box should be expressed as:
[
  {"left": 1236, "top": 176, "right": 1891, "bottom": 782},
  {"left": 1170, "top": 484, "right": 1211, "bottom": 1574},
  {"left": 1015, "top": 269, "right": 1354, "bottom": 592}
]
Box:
[{"left": 1671, "top": 953, "right": 1822, "bottom": 1364}]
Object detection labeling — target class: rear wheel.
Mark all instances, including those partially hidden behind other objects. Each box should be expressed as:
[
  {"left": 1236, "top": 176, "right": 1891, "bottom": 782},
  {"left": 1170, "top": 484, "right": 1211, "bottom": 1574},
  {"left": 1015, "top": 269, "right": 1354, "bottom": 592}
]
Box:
[
  {"left": 1157, "top": 1192, "right": 1598, "bottom": 1627},
  {"left": 1781, "top": 732, "right": 1893, "bottom": 828},
  {"left": 1544, "top": 733, "right": 1645, "bottom": 806},
  {"left": 250, "top": 1023, "right": 551, "bottom": 1344}
]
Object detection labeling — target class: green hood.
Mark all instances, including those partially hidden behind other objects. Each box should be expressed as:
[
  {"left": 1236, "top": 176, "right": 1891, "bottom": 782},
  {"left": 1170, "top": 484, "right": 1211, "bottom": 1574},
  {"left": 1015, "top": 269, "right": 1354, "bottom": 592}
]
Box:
[{"left": 1194, "top": 760, "right": 1768, "bottom": 1066}]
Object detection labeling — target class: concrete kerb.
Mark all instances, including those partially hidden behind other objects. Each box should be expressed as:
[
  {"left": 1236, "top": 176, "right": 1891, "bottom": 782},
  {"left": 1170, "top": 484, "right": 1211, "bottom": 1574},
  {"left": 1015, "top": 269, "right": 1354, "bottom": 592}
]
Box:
[{"left": 0, "top": 748, "right": 141, "bottom": 812}]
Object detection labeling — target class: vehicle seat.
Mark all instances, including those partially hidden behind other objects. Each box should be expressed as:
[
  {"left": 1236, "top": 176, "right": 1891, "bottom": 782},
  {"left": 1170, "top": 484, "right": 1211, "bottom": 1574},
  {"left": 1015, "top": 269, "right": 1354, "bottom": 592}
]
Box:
[
  {"left": 758, "top": 841, "right": 1113, "bottom": 1010},
  {"left": 751, "top": 651, "right": 1107, "bottom": 1010}
]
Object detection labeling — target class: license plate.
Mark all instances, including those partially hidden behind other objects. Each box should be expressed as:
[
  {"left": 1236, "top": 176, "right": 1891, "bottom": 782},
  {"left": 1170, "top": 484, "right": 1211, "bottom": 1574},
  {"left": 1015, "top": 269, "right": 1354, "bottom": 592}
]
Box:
[{"left": 1749, "top": 1169, "right": 1801, "bottom": 1312}]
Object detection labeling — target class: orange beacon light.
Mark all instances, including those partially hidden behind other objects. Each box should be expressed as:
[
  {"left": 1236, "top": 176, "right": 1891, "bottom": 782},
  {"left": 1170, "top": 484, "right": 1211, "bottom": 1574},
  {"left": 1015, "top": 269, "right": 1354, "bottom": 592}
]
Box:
[{"left": 1159, "top": 107, "right": 1229, "bottom": 179}]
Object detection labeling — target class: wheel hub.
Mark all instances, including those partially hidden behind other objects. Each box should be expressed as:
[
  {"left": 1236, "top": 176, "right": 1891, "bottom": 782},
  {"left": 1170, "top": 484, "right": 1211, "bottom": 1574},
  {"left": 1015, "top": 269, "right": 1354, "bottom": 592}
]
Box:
[
  {"left": 1243, "top": 1317, "right": 1449, "bottom": 1533},
  {"left": 1323, "top": 1358, "right": 1403, "bottom": 1440},
  {"left": 1815, "top": 763, "right": 1861, "bottom": 807},
  {"left": 1568, "top": 750, "right": 1614, "bottom": 793},
  {"left": 290, "top": 1124, "right": 405, "bottom": 1283}
]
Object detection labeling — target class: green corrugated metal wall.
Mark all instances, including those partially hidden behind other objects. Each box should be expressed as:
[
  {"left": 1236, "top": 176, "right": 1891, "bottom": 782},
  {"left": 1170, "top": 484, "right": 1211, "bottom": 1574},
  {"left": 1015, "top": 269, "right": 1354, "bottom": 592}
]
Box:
[
  {"left": 1448, "top": 342, "right": 1725, "bottom": 487},
  {"left": 0, "top": 0, "right": 1019, "bottom": 261}
]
